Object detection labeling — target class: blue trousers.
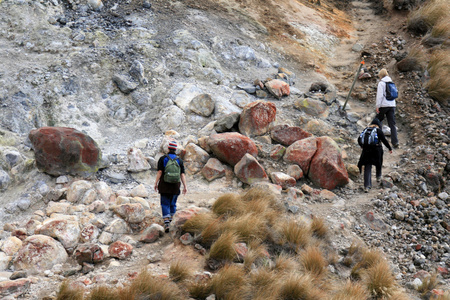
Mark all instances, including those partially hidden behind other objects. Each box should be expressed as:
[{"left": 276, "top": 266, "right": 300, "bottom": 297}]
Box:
[{"left": 160, "top": 194, "right": 179, "bottom": 219}]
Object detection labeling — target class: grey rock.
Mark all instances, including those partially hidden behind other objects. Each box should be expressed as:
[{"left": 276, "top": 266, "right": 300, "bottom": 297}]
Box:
[
  {"left": 112, "top": 74, "right": 138, "bottom": 94},
  {"left": 0, "top": 170, "right": 11, "bottom": 190},
  {"left": 189, "top": 94, "right": 215, "bottom": 117},
  {"left": 107, "top": 172, "right": 127, "bottom": 184},
  {"left": 394, "top": 211, "right": 405, "bottom": 221},
  {"left": 237, "top": 83, "right": 256, "bottom": 94},
  {"left": 129, "top": 60, "right": 148, "bottom": 84},
  {"left": 214, "top": 112, "right": 240, "bottom": 133}
]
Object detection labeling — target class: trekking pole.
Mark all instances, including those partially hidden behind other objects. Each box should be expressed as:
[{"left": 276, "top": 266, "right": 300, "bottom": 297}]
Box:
[{"left": 342, "top": 60, "right": 365, "bottom": 111}]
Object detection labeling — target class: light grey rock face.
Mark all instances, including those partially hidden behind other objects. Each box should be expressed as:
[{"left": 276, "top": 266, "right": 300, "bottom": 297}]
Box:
[{"left": 0, "top": 170, "right": 10, "bottom": 190}]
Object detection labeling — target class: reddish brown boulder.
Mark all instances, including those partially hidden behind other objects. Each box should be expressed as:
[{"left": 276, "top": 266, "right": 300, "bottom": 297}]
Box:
[
  {"left": 270, "top": 125, "right": 313, "bottom": 146},
  {"left": 13, "top": 235, "right": 68, "bottom": 274},
  {"left": 73, "top": 243, "right": 105, "bottom": 265},
  {"left": 287, "top": 164, "right": 303, "bottom": 180},
  {"left": 139, "top": 224, "right": 164, "bottom": 243},
  {"left": 108, "top": 241, "right": 133, "bottom": 259},
  {"left": 0, "top": 279, "right": 32, "bottom": 297},
  {"left": 37, "top": 218, "right": 80, "bottom": 250},
  {"left": 234, "top": 154, "right": 268, "bottom": 184},
  {"left": 201, "top": 158, "right": 226, "bottom": 181},
  {"left": 80, "top": 224, "right": 100, "bottom": 243},
  {"left": 309, "top": 137, "right": 349, "bottom": 190},
  {"left": 265, "top": 79, "right": 290, "bottom": 99},
  {"left": 113, "top": 203, "right": 146, "bottom": 224},
  {"left": 283, "top": 137, "right": 317, "bottom": 174},
  {"left": 270, "top": 172, "right": 296, "bottom": 189},
  {"left": 239, "top": 101, "right": 277, "bottom": 137},
  {"left": 28, "top": 127, "right": 102, "bottom": 176},
  {"left": 269, "top": 145, "right": 286, "bottom": 161},
  {"left": 208, "top": 132, "right": 258, "bottom": 166}
]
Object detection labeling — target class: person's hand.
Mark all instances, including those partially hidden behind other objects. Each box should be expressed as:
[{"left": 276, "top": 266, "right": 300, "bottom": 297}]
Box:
[
  {"left": 182, "top": 186, "right": 187, "bottom": 195},
  {"left": 376, "top": 108, "right": 379, "bottom": 114},
  {"left": 389, "top": 150, "right": 393, "bottom": 154},
  {"left": 154, "top": 183, "right": 158, "bottom": 192}
]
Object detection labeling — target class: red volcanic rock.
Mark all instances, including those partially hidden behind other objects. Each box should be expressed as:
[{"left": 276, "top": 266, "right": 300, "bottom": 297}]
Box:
[
  {"left": 80, "top": 224, "right": 100, "bottom": 243},
  {"left": 73, "top": 243, "right": 105, "bottom": 265},
  {"left": 28, "top": 127, "right": 102, "bottom": 176},
  {"left": 309, "top": 137, "right": 349, "bottom": 190},
  {"left": 238, "top": 100, "right": 277, "bottom": 137},
  {"left": 201, "top": 158, "right": 226, "bottom": 182},
  {"left": 283, "top": 137, "right": 318, "bottom": 174},
  {"left": 139, "top": 224, "right": 164, "bottom": 243},
  {"left": 208, "top": 132, "right": 258, "bottom": 166},
  {"left": 265, "top": 79, "right": 290, "bottom": 99},
  {"left": 269, "top": 144, "right": 286, "bottom": 161},
  {"left": 108, "top": 241, "right": 133, "bottom": 260},
  {"left": 113, "top": 203, "right": 146, "bottom": 224},
  {"left": 270, "top": 125, "right": 312, "bottom": 146},
  {"left": 37, "top": 218, "right": 80, "bottom": 250},
  {"left": 172, "top": 207, "right": 209, "bottom": 227},
  {"left": 234, "top": 154, "right": 268, "bottom": 184},
  {"left": 13, "top": 235, "right": 68, "bottom": 274},
  {"left": 270, "top": 172, "right": 296, "bottom": 189},
  {"left": 0, "top": 279, "right": 32, "bottom": 297}
]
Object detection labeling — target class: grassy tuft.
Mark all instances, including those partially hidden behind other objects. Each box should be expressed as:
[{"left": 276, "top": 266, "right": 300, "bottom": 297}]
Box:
[
  {"left": 87, "top": 286, "right": 121, "bottom": 300},
  {"left": 249, "top": 268, "right": 280, "bottom": 299},
  {"left": 408, "top": 0, "right": 449, "bottom": 32},
  {"left": 310, "top": 216, "right": 328, "bottom": 239},
  {"left": 431, "top": 17, "right": 450, "bottom": 38},
  {"left": 278, "top": 220, "right": 311, "bottom": 251},
  {"left": 277, "top": 273, "right": 325, "bottom": 300},
  {"left": 243, "top": 241, "right": 269, "bottom": 271},
  {"left": 351, "top": 248, "right": 384, "bottom": 279},
  {"left": 273, "top": 252, "right": 299, "bottom": 274},
  {"left": 208, "top": 231, "right": 239, "bottom": 261},
  {"left": 418, "top": 272, "right": 440, "bottom": 296},
  {"left": 427, "top": 50, "right": 450, "bottom": 105},
  {"left": 331, "top": 280, "right": 369, "bottom": 300},
  {"left": 125, "top": 268, "right": 183, "bottom": 300},
  {"left": 182, "top": 212, "right": 216, "bottom": 235},
  {"left": 56, "top": 281, "right": 84, "bottom": 300},
  {"left": 169, "top": 259, "right": 193, "bottom": 283},
  {"left": 362, "top": 260, "right": 396, "bottom": 298},
  {"left": 187, "top": 278, "right": 212, "bottom": 299},
  {"left": 200, "top": 217, "right": 224, "bottom": 246},
  {"left": 222, "top": 213, "right": 269, "bottom": 243},
  {"left": 212, "top": 193, "right": 245, "bottom": 216},
  {"left": 211, "top": 264, "right": 248, "bottom": 299},
  {"left": 299, "top": 246, "right": 328, "bottom": 278}
]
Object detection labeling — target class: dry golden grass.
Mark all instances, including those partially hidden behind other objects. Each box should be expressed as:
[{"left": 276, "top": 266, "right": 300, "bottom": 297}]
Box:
[
  {"left": 331, "top": 280, "right": 369, "bottom": 300},
  {"left": 277, "top": 273, "right": 326, "bottom": 300},
  {"left": 408, "top": 0, "right": 450, "bottom": 30},
  {"left": 169, "top": 259, "right": 193, "bottom": 283},
  {"left": 433, "top": 292, "right": 450, "bottom": 300},
  {"left": 310, "top": 216, "right": 328, "bottom": 239},
  {"left": 186, "top": 278, "right": 212, "bottom": 299},
  {"left": 388, "top": 290, "right": 414, "bottom": 299},
  {"left": 212, "top": 193, "right": 245, "bottom": 216},
  {"left": 299, "top": 246, "right": 328, "bottom": 278},
  {"left": 418, "top": 272, "right": 440, "bottom": 296},
  {"left": 211, "top": 264, "right": 248, "bottom": 299},
  {"left": 351, "top": 248, "right": 384, "bottom": 279},
  {"left": 200, "top": 217, "right": 224, "bottom": 246},
  {"left": 431, "top": 17, "right": 450, "bottom": 38},
  {"left": 278, "top": 220, "right": 312, "bottom": 251},
  {"left": 56, "top": 281, "right": 84, "bottom": 300},
  {"left": 362, "top": 260, "right": 396, "bottom": 298},
  {"left": 182, "top": 212, "right": 216, "bottom": 235},
  {"left": 222, "top": 213, "right": 269, "bottom": 243},
  {"left": 249, "top": 268, "right": 280, "bottom": 299},
  {"left": 125, "top": 269, "right": 183, "bottom": 300},
  {"left": 243, "top": 241, "right": 269, "bottom": 271},
  {"left": 427, "top": 50, "right": 450, "bottom": 105},
  {"left": 208, "top": 231, "right": 239, "bottom": 261},
  {"left": 273, "top": 252, "right": 300, "bottom": 274},
  {"left": 87, "top": 286, "right": 121, "bottom": 300},
  {"left": 348, "top": 240, "right": 365, "bottom": 256}
]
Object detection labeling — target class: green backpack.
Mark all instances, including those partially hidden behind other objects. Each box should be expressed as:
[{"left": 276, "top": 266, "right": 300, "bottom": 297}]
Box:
[{"left": 164, "top": 155, "right": 181, "bottom": 183}]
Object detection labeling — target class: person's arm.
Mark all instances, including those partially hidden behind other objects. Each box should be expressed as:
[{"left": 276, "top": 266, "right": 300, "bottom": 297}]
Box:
[
  {"left": 154, "top": 170, "right": 162, "bottom": 191},
  {"left": 376, "top": 81, "right": 384, "bottom": 113},
  {"left": 378, "top": 128, "right": 392, "bottom": 153},
  {"left": 180, "top": 173, "right": 188, "bottom": 194}
]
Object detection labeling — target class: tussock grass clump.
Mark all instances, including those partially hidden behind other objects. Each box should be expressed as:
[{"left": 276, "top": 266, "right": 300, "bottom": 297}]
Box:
[
  {"left": 431, "top": 17, "right": 450, "bottom": 38},
  {"left": 211, "top": 264, "right": 248, "bottom": 299},
  {"left": 200, "top": 218, "right": 224, "bottom": 246},
  {"left": 277, "top": 273, "right": 326, "bottom": 300},
  {"left": 351, "top": 248, "right": 384, "bottom": 279},
  {"left": 243, "top": 241, "right": 269, "bottom": 271},
  {"left": 331, "top": 280, "right": 369, "bottom": 300},
  {"left": 310, "top": 216, "right": 328, "bottom": 239},
  {"left": 125, "top": 269, "right": 183, "bottom": 300},
  {"left": 408, "top": 0, "right": 449, "bottom": 33},
  {"left": 56, "top": 280, "right": 84, "bottom": 300},
  {"left": 182, "top": 212, "right": 216, "bottom": 235},
  {"left": 427, "top": 50, "right": 450, "bottom": 105},
  {"left": 209, "top": 231, "right": 239, "bottom": 261},
  {"left": 418, "top": 272, "right": 440, "bottom": 296},
  {"left": 212, "top": 193, "right": 245, "bottom": 216},
  {"left": 87, "top": 286, "right": 120, "bottom": 300},
  {"left": 249, "top": 268, "right": 280, "bottom": 299},
  {"left": 169, "top": 259, "right": 193, "bottom": 283},
  {"left": 222, "top": 213, "right": 269, "bottom": 243},
  {"left": 299, "top": 246, "right": 328, "bottom": 278},
  {"left": 278, "top": 220, "right": 312, "bottom": 251},
  {"left": 273, "top": 252, "right": 299, "bottom": 274},
  {"left": 187, "top": 278, "right": 212, "bottom": 299},
  {"left": 362, "top": 260, "right": 397, "bottom": 298}
]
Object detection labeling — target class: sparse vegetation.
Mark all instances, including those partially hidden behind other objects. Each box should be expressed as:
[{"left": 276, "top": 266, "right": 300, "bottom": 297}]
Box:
[
  {"left": 278, "top": 219, "right": 312, "bottom": 251},
  {"left": 299, "top": 246, "right": 328, "bottom": 278},
  {"left": 418, "top": 272, "right": 441, "bottom": 296},
  {"left": 87, "top": 286, "right": 121, "bottom": 300},
  {"left": 310, "top": 216, "right": 328, "bottom": 239},
  {"left": 169, "top": 259, "right": 193, "bottom": 283},
  {"left": 211, "top": 264, "right": 248, "bottom": 299},
  {"left": 187, "top": 278, "right": 212, "bottom": 300},
  {"left": 331, "top": 280, "right": 369, "bottom": 300},
  {"left": 407, "top": 0, "right": 449, "bottom": 34},
  {"left": 427, "top": 50, "right": 450, "bottom": 105},
  {"left": 208, "top": 231, "right": 239, "bottom": 261},
  {"left": 212, "top": 193, "right": 245, "bottom": 216},
  {"left": 182, "top": 212, "right": 216, "bottom": 235},
  {"left": 56, "top": 280, "right": 84, "bottom": 300},
  {"left": 362, "top": 260, "right": 397, "bottom": 298},
  {"left": 277, "top": 273, "right": 325, "bottom": 300}
]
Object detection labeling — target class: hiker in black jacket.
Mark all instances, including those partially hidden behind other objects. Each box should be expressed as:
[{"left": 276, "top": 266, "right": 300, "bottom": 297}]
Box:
[{"left": 357, "top": 118, "right": 392, "bottom": 192}]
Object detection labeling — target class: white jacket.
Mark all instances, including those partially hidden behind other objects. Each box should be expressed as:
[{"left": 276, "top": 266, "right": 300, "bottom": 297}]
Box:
[{"left": 376, "top": 76, "right": 396, "bottom": 108}]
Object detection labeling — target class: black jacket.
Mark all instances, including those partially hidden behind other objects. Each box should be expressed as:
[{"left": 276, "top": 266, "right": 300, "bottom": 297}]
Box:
[{"left": 357, "top": 127, "right": 392, "bottom": 172}]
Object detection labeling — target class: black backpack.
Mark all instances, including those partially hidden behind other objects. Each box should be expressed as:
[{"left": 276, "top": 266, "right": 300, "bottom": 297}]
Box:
[{"left": 358, "top": 127, "right": 379, "bottom": 146}]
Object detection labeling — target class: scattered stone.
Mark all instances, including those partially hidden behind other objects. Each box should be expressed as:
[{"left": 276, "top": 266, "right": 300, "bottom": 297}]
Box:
[{"left": 127, "top": 148, "right": 151, "bottom": 172}]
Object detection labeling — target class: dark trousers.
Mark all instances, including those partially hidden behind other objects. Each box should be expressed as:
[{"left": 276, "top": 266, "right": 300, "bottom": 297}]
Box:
[
  {"left": 376, "top": 107, "right": 398, "bottom": 146},
  {"left": 364, "top": 164, "right": 382, "bottom": 188}
]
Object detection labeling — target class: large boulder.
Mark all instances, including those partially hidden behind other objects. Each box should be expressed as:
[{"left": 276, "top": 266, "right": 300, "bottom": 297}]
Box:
[
  {"left": 214, "top": 112, "right": 240, "bottom": 133},
  {"left": 201, "top": 158, "right": 226, "bottom": 181},
  {"left": 73, "top": 243, "right": 105, "bottom": 265},
  {"left": 294, "top": 98, "right": 329, "bottom": 118},
  {"left": 283, "top": 137, "right": 318, "bottom": 174},
  {"left": 239, "top": 101, "right": 276, "bottom": 137},
  {"left": 37, "top": 217, "right": 81, "bottom": 250},
  {"left": 113, "top": 203, "right": 146, "bottom": 224},
  {"left": 270, "top": 125, "right": 313, "bottom": 146},
  {"left": 13, "top": 235, "right": 68, "bottom": 274},
  {"left": 308, "top": 137, "right": 349, "bottom": 190},
  {"left": 189, "top": 94, "right": 215, "bottom": 117},
  {"left": 127, "top": 148, "right": 151, "bottom": 172},
  {"left": 28, "top": 127, "right": 102, "bottom": 176},
  {"left": 183, "top": 143, "right": 210, "bottom": 175},
  {"left": 265, "top": 79, "right": 290, "bottom": 99},
  {"left": 234, "top": 154, "right": 268, "bottom": 184},
  {"left": 208, "top": 132, "right": 258, "bottom": 166}
]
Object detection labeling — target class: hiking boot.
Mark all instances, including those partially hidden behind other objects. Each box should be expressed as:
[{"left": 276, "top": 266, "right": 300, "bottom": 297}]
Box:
[
  {"left": 164, "top": 223, "right": 170, "bottom": 233},
  {"left": 393, "top": 144, "right": 399, "bottom": 149},
  {"left": 364, "top": 187, "right": 370, "bottom": 193},
  {"left": 376, "top": 177, "right": 381, "bottom": 183}
]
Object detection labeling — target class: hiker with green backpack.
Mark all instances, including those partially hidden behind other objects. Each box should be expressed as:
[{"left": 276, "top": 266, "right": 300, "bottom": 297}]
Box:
[
  {"left": 375, "top": 68, "right": 399, "bottom": 148},
  {"left": 154, "top": 141, "right": 188, "bottom": 232}
]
